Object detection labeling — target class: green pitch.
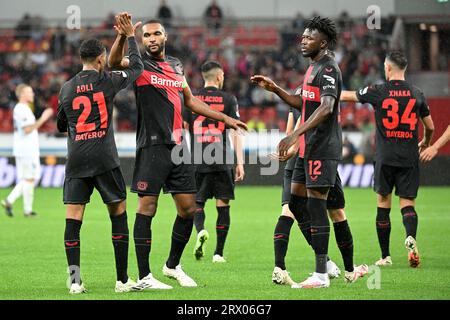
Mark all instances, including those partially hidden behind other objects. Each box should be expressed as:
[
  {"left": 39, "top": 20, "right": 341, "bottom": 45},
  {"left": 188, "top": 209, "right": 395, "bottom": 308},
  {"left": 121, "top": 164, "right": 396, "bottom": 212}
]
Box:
[{"left": 0, "top": 186, "right": 449, "bottom": 300}]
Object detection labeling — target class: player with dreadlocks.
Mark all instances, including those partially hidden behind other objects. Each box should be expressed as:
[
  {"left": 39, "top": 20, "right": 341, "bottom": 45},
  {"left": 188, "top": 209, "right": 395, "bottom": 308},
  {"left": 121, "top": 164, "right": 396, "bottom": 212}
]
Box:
[{"left": 252, "top": 16, "right": 368, "bottom": 288}]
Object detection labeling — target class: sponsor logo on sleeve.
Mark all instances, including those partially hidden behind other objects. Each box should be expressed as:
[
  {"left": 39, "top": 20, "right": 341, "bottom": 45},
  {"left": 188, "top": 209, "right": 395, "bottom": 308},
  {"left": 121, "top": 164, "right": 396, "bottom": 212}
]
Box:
[
  {"left": 323, "top": 75, "right": 335, "bottom": 85},
  {"left": 359, "top": 87, "right": 369, "bottom": 95},
  {"left": 112, "top": 70, "right": 128, "bottom": 78}
]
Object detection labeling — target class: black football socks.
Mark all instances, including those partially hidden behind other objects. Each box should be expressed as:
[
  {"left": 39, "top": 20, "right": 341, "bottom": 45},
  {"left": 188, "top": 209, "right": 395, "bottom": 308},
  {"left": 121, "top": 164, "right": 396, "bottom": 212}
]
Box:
[
  {"left": 166, "top": 215, "right": 194, "bottom": 269},
  {"left": 64, "top": 218, "right": 82, "bottom": 284},
  {"left": 215, "top": 206, "right": 230, "bottom": 257},
  {"left": 289, "top": 195, "right": 312, "bottom": 246},
  {"left": 401, "top": 206, "right": 418, "bottom": 239},
  {"left": 110, "top": 212, "right": 129, "bottom": 283},
  {"left": 376, "top": 207, "right": 391, "bottom": 258},
  {"left": 194, "top": 201, "right": 206, "bottom": 233},
  {"left": 274, "top": 215, "right": 294, "bottom": 270},
  {"left": 333, "top": 220, "right": 354, "bottom": 272},
  {"left": 307, "top": 198, "right": 330, "bottom": 274},
  {"left": 134, "top": 213, "right": 153, "bottom": 279}
]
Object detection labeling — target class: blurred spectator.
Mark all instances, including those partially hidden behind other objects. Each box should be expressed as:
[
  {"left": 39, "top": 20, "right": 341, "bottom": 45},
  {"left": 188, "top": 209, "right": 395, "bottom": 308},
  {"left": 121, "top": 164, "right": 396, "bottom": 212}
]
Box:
[
  {"left": 360, "top": 117, "right": 375, "bottom": 158},
  {"left": 50, "top": 26, "right": 66, "bottom": 59},
  {"left": 157, "top": 0, "right": 173, "bottom": 28},
  {"left": 292, "top": 12, "right": 305, "bottom": 31},
  {"left": 103, "top": 12, "right": 116, "bottom": 30},
  {"left": 364, "top": 66, "right": 383, "bottom": 87},
  {"left": 342, "top": 136, "right": 357, "bottom": 161},
  {"left": 349, "top": 69, "right": 364, "bottom": 90},
  {"left": 0, "top": 11, "right": 391, "bottom": 136},
  {"left": 15, "top": 14, "right": 32, "bottom": 40},
  {"left": 204, "top": 0, "right": 223, "bottom": 31}
]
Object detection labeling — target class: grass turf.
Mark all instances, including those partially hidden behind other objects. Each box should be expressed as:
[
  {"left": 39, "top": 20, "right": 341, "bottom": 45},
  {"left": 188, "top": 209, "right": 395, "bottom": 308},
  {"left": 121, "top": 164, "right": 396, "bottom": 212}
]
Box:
[{"left": 0, "top": 186, "right": 449, "bottom": 300}]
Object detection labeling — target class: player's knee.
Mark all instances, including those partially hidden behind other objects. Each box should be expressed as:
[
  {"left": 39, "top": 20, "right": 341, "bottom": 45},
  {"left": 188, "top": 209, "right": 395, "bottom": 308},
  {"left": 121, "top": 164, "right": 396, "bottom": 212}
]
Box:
[
  {"left": 178, "top": 203, "right": 196, "bottom": 219},
  {"left": 216, "top": 199, "right": 229, "bottom": 207},
  {"left": 281, "top": 204, "right": 295, "bottom": 220},
  {"left": 107, "top": 200, "right": 126, "bottom": 216},
  {"left": 328, "top": 208, "right": 346, "bottom": 223},
  {"left": 288, "top": 194, "right": 308, "bottom": 222},
  {"left": 377, "top": 193, "right": 391, "bottom": 206},
  {"left": 137, "top": 196, "right": 158, "bottom": 216},
  {"left": 400, "top": 197, "right": 415, "bottom": 208},
  {"left": 177, "top": 201, "right": 197, "bottom": 218},
  {"left": 66, "top": 204, "right": 84, "bottom": 220}
]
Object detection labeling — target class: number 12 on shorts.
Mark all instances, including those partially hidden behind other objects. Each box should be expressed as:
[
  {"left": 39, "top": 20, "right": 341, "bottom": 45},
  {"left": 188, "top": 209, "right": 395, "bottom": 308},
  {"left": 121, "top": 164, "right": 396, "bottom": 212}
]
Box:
[{"left": 309, "top": 160, "right": 322, "bottom": 176}]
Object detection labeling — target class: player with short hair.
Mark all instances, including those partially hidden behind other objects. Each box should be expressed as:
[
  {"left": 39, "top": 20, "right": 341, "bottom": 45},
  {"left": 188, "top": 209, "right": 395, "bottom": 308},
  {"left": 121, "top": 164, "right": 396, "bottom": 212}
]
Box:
[
  {"left": 1, "top": 85, "right": 53, "bottom": 217},
  {"left": 270, "top": 107, "right": 363, "bottom": 286},
  {"left": 109, "top": 19, "right": 247, "bottom": 289},
  {"left": 57, "top": 13, "right": 144, "bottom": 294},
  {"left": 183, "top": 60, "right": 244, "bottom": 263},
  {"left": 253, "top": 16, "right": 367, "bottom": 288},
  {"left": 340, "top": 50, "right": 435, "bottom": 268}
]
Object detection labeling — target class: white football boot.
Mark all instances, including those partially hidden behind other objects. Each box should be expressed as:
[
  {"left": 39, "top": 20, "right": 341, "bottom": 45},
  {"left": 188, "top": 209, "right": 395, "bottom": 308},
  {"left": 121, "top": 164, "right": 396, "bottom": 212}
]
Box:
[
  {"left": 272, "top": 267, "right": 296, "bottom": 286},
  {"left": 292, "top": 272, "right": 330, "bottom": 289},
  {"left": 132, "top": 273, "right": 173, "bottom": 290},
  {"left": 163, "top": 264, "right": 198, "bottom": 287}
]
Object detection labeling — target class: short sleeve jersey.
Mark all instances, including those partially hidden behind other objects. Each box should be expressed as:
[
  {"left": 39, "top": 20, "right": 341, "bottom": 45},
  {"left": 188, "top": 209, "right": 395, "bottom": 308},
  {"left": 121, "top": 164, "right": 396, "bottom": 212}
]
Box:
[
  {"left": 298, "top": 54, "right": 343, "bottom": 160},
  {"left": 13, "top": 103, "right": 39, "bottom": 159},
  {"left": 183, "top": 86, "right": 240, "bottom": 173},
  {"left": 57, "top": 36, "right": 143, "bottom": 178},
  {"left": 356, "top": 80, "right": 431, "bottom": 167},
  {"left": 134, "top": 53, "right": 187, "bottom": 147}
]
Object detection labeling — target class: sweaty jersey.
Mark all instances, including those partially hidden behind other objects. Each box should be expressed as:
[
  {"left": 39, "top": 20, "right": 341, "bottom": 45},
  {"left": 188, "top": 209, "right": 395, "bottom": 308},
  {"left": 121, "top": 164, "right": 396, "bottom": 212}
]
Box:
[
  {"left": 299, "top": 54, "right": 342, "bottom": 160},
  {"left": 57, "top": 37, "right": 143, "bottom": 178},
  {"left": 183, "top": 86, "right": 240, "bottom": 173},
  {"left": 134, "top": 53, "right": 188, "bottom": 147},
  {"left": 356, "top": 80, "right": 430, "bottom": 167}
]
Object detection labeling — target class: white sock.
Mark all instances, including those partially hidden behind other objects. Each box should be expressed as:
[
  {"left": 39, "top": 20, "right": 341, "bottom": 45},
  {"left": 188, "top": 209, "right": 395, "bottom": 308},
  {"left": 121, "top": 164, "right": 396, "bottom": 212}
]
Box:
[
  {"left": 6, "top": 180, "right": 24, "bottom": 205},
  {"left": 23, "top": 180, "right": 35, "bottom": 214}
]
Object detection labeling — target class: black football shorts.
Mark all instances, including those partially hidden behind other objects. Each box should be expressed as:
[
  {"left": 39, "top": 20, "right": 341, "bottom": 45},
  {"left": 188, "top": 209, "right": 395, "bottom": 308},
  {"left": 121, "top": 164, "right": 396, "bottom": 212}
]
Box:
[
  {"left": 63, "top": 166, "right": 126, "bottom": 204},
  {"left": 288, "top": 156, "right": 345, "bottom": 209},
  {"left": 195, "top": 169, "right": 235, "bottom": 202},
  {"left": 131, "top": 144, "right": 197, "bottom": 196},
  {"left": 292, "top": 157, "right": 338, "bottom": 188},
  {"left": 374, "top": 162, "right": 419, "bottom": 199}
]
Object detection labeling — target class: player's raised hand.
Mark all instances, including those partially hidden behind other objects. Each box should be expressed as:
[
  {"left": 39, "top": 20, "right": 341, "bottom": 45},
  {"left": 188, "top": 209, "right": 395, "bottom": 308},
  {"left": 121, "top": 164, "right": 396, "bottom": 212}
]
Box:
[
  {"left": 277, "top": 133, "right": 298, "bottom": 157},
  {"left": 114, "top": 12, "right": 141, "bottom": 37},
  {"left": 420, "top": 145, "right": 438, "bottom": 163},
  {"left": 224, "top": 116, "right": 248, "bottom": 132},
  {"left": 250, "top": 75, "right": 277, "bottom": 92}
]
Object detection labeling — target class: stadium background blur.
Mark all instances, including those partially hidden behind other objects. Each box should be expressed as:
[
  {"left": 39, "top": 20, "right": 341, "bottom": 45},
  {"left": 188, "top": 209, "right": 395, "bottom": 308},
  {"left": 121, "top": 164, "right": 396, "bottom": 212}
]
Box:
[{"left": 0, "top": 0, "right": 449, "bottom": 186}]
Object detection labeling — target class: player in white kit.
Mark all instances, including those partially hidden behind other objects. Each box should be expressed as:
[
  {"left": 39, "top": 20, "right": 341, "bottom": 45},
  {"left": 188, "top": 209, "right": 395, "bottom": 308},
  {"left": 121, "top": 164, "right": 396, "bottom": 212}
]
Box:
[{"left": 1, "top": 84, "right": 53, "bottom": 217}]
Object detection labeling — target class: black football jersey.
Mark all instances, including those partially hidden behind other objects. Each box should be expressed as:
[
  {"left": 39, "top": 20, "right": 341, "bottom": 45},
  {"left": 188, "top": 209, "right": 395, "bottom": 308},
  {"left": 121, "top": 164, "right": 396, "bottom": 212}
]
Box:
[
  {"left": 356, "top": 80, "right": 430, "bottom": 167},
  {"left": 298, "top": 54, "right": 343, "bottom": 160},
  {"left": 183, "top": 86, "right": 240, "bottom": 173},
  {"left": 134, "top": 53, "right": 187, "bottom": 147},
  {"left": 57, "top": 37, "right": 143, "bottom": 178}
]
